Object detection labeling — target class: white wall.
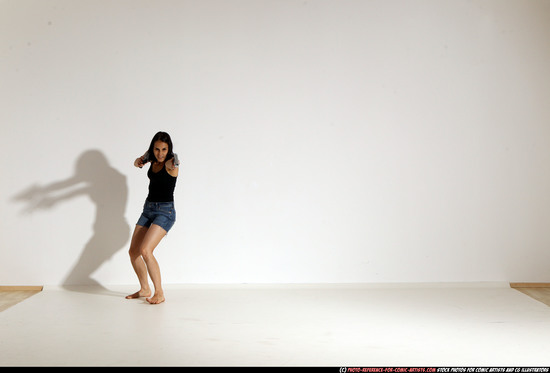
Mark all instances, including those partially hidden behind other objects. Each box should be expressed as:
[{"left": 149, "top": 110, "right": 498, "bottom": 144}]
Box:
[{"left": 2, "top": 0, "right": 550, "bottom": 286}]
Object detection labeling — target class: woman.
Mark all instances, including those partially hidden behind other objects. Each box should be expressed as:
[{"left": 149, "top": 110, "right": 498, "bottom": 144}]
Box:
[{"left": 126, "top": 131, "right": 178, "bottom": 304}]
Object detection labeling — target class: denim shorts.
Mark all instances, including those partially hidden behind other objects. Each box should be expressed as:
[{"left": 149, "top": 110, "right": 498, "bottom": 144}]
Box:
[{"left": 136, "top": 200, "right": 176, "bottom": 233}]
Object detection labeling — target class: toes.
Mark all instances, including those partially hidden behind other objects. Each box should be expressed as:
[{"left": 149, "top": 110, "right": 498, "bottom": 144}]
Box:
[{"left": 146, "top": 296, "right": 165, "bottom": 304}]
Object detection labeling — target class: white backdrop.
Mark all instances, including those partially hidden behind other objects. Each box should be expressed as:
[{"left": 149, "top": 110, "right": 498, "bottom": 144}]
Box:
[{"left": 2, "top": 0, "right": 550, "bottom": 286}]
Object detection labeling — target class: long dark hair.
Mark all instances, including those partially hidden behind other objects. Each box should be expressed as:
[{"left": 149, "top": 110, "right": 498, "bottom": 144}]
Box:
[{"left": 147, "top": 131, "right": 174, "bottom": 163}]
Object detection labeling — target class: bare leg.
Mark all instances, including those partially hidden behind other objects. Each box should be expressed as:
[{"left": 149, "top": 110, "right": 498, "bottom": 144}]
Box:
[
  {"left": 139, "top": 224, "right": 167, "bottom": 304},
  {"left": 126, "top": 225, "right": 152, "bottom": 299}
]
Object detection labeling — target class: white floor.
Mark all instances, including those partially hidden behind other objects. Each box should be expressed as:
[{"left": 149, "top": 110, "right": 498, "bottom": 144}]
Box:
[{"left": 1, "top": 283, "right": 550, "bottom": 367}]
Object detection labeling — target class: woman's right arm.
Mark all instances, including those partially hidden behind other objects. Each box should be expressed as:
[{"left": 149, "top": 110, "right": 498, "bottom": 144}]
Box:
[{"left": 134, "top": 151, "right": 150, "bottom": 168}]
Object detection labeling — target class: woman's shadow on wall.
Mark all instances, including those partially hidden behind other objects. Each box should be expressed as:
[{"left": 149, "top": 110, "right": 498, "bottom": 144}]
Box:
[{"left": 12, "top": 149, "right": 130, "bottom": 295}]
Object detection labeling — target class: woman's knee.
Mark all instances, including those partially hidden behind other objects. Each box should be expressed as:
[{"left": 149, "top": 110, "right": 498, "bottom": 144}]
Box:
[
  {"left": 140, "top": 248, "right": 154, "bottom": 260},
  {"left": 128, "top": 245, "right": 141, "bottom": 259}
]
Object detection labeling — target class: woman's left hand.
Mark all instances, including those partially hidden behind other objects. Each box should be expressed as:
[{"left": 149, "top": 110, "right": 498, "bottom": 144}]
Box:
[
  {"left": 166, "top": 157, "right": 176, "bottom": 171},
  {"left": 165, "top": 157, "right": 179, "bottom": 177}
]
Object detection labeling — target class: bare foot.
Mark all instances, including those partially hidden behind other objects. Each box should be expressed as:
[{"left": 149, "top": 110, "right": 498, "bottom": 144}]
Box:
[
  {"left": 125, "top": 289, "right": 151, "bottom": 299},
  {"left": 146, "top": 292, "right": 165, "bottom": 304}
]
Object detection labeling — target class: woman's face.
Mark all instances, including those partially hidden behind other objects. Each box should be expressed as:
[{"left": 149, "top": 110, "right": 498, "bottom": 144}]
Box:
[{"left": 153, "top": 140, "right": 169, "bottom": 163}]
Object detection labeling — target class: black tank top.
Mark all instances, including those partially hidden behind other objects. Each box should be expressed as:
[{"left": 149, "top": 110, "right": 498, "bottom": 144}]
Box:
[{"left": 147, "top": 164, "right": 177, "bottom": 202}]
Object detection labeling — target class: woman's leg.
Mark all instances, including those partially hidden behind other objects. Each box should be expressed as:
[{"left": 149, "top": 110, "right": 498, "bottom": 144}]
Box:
[
  {"left": 126, "top": 225, "right": 151, "bottom": 299},
  {"left": 139, "top": 224, "right": 167, "bottom": 304}
]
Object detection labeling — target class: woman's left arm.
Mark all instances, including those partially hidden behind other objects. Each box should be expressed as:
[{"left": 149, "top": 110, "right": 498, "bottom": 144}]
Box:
[{"left": 166, "top": 156, "right": 179, "bottom": 177}]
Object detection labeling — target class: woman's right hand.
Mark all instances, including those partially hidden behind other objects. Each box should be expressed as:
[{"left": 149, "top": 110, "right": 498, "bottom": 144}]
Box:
[{"left": 134, "top": 157, "right": 145, "bottom": 168}]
